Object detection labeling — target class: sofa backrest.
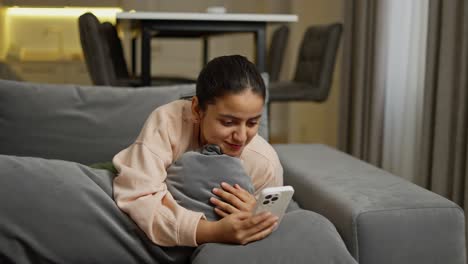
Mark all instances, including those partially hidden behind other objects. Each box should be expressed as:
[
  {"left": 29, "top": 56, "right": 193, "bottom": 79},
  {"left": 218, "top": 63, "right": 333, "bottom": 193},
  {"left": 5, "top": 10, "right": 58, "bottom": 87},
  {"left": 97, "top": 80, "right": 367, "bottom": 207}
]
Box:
[{"left": 0, "top": 80, "right": 269, "bottom": 165}]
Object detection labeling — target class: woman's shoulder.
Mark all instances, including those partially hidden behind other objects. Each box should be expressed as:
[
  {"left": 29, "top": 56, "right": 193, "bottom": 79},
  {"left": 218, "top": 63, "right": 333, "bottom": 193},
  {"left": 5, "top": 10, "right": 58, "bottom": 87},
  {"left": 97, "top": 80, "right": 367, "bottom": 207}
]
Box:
[
  {"left": 146, "top": 100, "right": 192, "bottom": 123},
  {"left": 137, "top": 100, "right": 193, "bottom": 142},
  {"left": 242, "top": 135, "right": 280, "bottom": 165}
]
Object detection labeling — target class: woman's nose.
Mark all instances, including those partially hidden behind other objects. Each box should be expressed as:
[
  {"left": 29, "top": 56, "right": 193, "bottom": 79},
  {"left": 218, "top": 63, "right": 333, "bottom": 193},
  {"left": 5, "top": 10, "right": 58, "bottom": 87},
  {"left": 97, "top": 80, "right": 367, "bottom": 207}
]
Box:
[{"left": 233, "top": 125, "right": 247, "bottom": 142}]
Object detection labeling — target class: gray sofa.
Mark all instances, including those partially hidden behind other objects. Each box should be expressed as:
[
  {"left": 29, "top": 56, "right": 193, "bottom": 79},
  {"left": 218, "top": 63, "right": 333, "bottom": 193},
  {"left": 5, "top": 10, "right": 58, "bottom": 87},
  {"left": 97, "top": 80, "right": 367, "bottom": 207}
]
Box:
[{"left": 0, "top": 79, "right": 465, "bottom": 264}]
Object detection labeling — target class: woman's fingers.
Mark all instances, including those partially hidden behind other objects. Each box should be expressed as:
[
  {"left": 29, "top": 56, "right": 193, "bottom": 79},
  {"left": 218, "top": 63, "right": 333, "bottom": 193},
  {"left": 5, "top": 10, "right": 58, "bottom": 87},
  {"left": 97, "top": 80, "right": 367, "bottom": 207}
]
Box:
[
  {"left": 245, "top": 214, "right": 278, "bottom": 237},
  {"left": 213, "top": 182, "right": 257, "bottom": 212},
  {"left": 221, "top": 182, "right": 250, "bottom": 202},
  {"left": 214, "top": 207, "right": 229, "bottom": 218},
  {"left": 210, "top": 197, "right": 239, "bottom": 214},
  {"left": 212, "top": 186, "right": 246, "bottom": 211},
  {"left": 238, "top": 213, "right": 278, "bottom": 245},
  {"left": 243, "top": 222, "right": 278, "bottom": 244}
]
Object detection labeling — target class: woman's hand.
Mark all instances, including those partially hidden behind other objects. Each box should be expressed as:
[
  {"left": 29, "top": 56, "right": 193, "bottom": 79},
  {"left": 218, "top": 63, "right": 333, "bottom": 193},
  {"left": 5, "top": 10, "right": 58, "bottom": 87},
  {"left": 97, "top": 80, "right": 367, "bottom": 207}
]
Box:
[
  {"left": 210, "top": 182, "right": 257, "bottom": 217},
  {"left": 196, "top": 211, "right": 278, "bottom": 245}
]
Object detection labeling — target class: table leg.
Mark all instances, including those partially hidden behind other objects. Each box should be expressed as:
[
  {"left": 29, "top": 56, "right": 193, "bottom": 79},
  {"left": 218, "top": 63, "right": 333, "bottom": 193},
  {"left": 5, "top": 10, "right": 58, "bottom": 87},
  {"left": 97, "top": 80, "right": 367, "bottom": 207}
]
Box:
[
  {"left": 131, "top": 37, "right": 136, "bottom": 75},
  {"left": 203, "top": 36, "right": 209, "bottom": 67},
  {"left": 141, "top": 25, "right": 152, "bottom": 86},
  {"left": 255, "top": 28, "right": 266, "bottom": 73}
]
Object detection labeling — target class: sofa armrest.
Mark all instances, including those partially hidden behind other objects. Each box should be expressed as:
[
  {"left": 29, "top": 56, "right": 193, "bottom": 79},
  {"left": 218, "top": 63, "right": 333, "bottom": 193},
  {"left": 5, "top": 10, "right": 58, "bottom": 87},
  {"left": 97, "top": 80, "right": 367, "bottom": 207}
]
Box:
[{"left": 273, "top": 144, "right": 466, "bottom": 264}]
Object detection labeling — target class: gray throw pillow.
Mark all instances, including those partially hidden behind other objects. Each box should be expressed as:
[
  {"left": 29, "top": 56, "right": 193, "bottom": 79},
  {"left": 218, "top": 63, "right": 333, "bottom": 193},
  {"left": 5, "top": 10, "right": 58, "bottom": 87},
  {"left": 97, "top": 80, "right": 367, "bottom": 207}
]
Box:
[{"left": 166, "top": 144, "right": 255, "bottom": 221}]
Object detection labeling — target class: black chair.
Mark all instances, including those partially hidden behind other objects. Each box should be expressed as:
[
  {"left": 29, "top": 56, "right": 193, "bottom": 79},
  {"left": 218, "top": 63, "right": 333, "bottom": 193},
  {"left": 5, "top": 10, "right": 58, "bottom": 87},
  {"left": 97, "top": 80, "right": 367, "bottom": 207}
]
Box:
[
  {"left": 0, "top": 62, "right": 22, "bottom": 81},
  {"left": 267, "top": 25, "right": 290, "bottom": 82},
  {"left": 79, "top": 12, "right": 194, "bottom": 86},
  {"left": 79, "top": 12, "right": 117, "bottom": 86},
  {"left": 268, "top": 23, "right": 343, "bottom": 103}
]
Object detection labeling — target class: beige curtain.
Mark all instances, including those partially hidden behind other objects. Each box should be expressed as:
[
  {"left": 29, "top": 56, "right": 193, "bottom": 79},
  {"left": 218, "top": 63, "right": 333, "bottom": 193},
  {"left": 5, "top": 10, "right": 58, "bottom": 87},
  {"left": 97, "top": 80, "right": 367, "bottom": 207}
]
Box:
[
  {"left": 418, "top": 0, "right": 468, "bottom": 213},
  {"left": 338, "top": 0, "right": 385, "bottom": 166}
]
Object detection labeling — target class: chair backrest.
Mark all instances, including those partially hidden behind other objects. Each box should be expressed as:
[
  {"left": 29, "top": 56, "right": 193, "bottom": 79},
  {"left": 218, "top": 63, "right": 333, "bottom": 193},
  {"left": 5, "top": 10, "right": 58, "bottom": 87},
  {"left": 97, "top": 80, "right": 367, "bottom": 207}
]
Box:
[
  {"left": 294, "top": 23, "right": 343, "bottom": 102},
  {"left": 100, "top": 22, "right": 130, "bottom": 80},
  {"left": 267, "top": 25, "right": 290, "bottom": 82},
  {"left": 0, "top": 62, "right": 22, "bottom": 81},
  {"left": 78, "top": 12, "right": 117, "bottom": 86}
]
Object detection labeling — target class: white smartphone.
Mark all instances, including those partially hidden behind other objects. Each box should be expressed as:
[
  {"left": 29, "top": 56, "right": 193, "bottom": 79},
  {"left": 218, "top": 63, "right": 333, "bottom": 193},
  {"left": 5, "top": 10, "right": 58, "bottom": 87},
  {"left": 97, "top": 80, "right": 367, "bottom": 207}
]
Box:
[{"left": 254, "top": 186, "right": 294, "bottom": 228}]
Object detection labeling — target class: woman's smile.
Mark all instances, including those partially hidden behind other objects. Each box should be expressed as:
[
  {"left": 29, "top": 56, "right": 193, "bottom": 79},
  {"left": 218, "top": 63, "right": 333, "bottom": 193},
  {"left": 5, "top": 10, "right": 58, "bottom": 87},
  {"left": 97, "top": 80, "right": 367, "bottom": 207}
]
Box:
[{"left": 226, "top": 142, "right": 243, "bottom": 152}]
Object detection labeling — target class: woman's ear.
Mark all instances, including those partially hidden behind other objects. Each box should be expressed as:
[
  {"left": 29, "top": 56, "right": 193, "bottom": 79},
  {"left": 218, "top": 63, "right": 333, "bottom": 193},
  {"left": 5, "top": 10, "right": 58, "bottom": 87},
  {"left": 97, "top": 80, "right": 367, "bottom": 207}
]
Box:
[{"left": 191, "top": 96, "right": 201, "bottom": 123}]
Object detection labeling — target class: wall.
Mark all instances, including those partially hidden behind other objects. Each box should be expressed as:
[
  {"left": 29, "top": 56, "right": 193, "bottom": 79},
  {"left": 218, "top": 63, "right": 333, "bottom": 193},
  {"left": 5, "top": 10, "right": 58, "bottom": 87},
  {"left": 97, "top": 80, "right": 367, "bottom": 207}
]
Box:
[{"left": 0, "top": 2, "right": 6, "bottom": 59}]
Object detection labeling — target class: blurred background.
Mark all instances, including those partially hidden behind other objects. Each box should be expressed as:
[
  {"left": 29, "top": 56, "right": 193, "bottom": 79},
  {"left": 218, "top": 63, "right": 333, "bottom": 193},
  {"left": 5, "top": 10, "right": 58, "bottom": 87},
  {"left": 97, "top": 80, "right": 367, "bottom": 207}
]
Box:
[{"left": 0, "top": 0, "right": 343, "bottom": 148}]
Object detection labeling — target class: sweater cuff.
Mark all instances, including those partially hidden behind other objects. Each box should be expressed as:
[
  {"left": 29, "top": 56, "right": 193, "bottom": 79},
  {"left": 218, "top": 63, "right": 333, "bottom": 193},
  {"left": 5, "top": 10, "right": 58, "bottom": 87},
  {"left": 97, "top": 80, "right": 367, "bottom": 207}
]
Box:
[{"left": 178, "top": 210, "right": 206, "bottom": 247}]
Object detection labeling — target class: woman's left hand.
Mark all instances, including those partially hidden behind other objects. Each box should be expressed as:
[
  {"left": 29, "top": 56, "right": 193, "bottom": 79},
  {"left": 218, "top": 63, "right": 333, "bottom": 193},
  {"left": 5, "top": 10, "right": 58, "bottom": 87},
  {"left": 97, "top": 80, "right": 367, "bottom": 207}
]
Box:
[{"left": 210, "top": 182, "right": 256, "bottom": 217}]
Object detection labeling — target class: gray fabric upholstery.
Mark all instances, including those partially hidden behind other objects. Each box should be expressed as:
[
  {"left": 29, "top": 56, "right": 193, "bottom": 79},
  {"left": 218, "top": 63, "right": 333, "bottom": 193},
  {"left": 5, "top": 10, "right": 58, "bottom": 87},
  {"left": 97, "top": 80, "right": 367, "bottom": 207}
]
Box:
[
  {"left": 267, "top": 25, "right": 289, "bottom": 82},
  {"left": 191, "top": 210, "right": 357, "bottom": 264},
  {"left": 269, "top": 23, "right": 342, "bottom": 102},
  {"left": 0, "top": 79, "right": 195, "bottom": 165},
  {"left": 0, "top": 154, "right": 194, "bottom": 264},
  {"left": 273, "top": 144, "right": 466, "bottom": 264},
  {"left": 166, "top": 144, "right": 255, "bottom": 221}
]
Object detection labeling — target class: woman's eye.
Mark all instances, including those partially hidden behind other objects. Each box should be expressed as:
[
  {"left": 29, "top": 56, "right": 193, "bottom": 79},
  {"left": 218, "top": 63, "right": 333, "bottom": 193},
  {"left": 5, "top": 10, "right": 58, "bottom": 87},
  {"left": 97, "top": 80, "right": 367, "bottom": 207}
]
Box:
[
  {"left": 247, "top": 121, "right": 259, "bottom": 127},
  {"left": 221, "top": 120, "right": 234, "bottom": 126}
]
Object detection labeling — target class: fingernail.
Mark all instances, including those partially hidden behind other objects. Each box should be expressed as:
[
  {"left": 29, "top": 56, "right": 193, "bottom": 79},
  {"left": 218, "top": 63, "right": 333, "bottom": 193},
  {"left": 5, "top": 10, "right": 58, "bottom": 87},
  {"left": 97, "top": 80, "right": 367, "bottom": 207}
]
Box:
[
  {"left": 221, "top": 182, "right": 228, "bottom": 187},
  {"left": 212, "top": 188, "right": 219, "bottom": 193}
]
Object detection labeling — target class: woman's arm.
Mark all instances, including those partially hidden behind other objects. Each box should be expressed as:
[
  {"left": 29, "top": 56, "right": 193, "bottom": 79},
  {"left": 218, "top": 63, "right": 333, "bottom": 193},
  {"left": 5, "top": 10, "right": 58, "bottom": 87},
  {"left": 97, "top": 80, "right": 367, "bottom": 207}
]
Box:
[
  {"left": 113, "top": 102, "right": 206, "bottom": 247},
  {"left": 113, "top": 143, "right": 205, "bottom": 247}
]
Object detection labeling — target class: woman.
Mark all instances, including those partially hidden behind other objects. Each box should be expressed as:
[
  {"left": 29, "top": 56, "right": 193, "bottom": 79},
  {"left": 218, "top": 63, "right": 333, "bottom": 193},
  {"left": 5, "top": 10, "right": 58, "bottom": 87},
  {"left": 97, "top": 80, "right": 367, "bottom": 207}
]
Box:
[{"left": 113, "top": 55, "right": 282, "bottom": 247}]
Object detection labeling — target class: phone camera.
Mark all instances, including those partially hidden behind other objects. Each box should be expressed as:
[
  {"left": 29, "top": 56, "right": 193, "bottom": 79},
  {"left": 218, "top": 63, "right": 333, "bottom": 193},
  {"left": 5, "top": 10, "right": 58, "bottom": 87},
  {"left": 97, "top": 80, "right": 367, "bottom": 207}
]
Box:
[
  {"left": 265, "top": 195, "right": 272, "bottom": 199},
  {"left": 263, "top": 200, "right": 270, "bottom": 205}
]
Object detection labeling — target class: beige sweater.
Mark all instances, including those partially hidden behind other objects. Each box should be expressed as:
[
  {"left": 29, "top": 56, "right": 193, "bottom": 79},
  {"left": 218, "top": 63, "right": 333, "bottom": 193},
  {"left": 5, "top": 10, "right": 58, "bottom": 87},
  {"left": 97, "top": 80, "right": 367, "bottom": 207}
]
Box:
[{"left": 112, "top": 100, "right": 283, "bottom": 247}]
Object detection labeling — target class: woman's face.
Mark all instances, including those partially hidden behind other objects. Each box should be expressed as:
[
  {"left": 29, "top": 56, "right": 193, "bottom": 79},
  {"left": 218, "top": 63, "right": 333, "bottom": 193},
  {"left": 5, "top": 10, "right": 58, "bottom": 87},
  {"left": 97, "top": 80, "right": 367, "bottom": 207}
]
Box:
[{"left": 192, "top": 89, "right": 264, "bottom": 157}]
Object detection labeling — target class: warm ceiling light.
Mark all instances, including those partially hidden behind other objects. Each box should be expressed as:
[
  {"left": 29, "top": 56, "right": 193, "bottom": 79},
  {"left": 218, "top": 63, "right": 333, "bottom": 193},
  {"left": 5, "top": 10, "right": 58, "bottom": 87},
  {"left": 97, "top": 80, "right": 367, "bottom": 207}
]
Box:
[{"left": 6, "top": 7, "right": 123, "bottom": 18}]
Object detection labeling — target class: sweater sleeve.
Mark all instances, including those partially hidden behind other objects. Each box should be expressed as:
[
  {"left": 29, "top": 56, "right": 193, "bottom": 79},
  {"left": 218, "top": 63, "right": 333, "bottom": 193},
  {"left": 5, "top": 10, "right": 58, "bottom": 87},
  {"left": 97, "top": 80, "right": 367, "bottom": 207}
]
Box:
[{"left": 112, "top": 103, "right": 205, "bottom": 247}]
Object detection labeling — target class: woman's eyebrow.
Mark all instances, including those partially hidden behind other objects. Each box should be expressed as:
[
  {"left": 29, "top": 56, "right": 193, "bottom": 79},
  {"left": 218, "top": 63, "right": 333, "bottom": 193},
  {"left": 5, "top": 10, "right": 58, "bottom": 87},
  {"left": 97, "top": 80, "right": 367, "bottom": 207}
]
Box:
[{"left": 219, "top": 114, "right": 262, "bottom": 120}]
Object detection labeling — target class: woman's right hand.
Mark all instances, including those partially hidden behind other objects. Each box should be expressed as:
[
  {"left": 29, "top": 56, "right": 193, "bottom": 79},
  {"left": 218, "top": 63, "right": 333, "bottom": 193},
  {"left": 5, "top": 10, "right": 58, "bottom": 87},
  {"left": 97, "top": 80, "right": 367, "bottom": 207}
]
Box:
[{"left": 196, "top": 212, "right": 278, "bottom": 245}]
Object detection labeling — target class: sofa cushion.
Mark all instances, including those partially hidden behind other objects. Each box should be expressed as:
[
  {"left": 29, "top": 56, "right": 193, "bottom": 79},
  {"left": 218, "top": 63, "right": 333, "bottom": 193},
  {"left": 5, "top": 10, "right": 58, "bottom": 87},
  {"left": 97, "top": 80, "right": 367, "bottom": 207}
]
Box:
[
  {"left": 0, "top": 80, "right": 195, "bottom": 165},
  {"left": 0, "top": 154, "right": 194, "bottom": 264}
]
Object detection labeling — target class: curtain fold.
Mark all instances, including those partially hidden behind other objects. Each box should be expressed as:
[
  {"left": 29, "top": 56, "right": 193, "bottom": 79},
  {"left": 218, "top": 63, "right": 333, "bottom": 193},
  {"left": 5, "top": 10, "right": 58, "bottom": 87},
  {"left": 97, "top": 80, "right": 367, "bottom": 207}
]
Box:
[
  {"left": 418, "top": 0, "right": 468, "bottom": 209},
  {"left": 338, "top": 0, "right": 385, "bottom": 167}
]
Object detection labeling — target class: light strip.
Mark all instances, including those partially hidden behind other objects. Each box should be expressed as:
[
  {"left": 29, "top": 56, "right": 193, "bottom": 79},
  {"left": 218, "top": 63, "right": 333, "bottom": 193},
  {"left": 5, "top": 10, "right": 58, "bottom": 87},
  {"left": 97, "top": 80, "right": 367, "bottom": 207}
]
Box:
[{"left": 6, "top": 7, "right": 122, "bottom": 18}]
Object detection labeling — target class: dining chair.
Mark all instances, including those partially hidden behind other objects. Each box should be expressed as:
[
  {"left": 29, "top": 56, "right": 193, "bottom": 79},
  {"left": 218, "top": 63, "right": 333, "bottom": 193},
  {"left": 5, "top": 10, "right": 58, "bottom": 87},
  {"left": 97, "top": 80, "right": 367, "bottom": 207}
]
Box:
[
  {"left": 268, "top": 23, "right": 343, "bottom": 103},
  {"left": 267, "top": 25, "right": 290, "bottom": 82},
  {"left": 100, "top": 22, "right": 195, "bottom": 86},
  {"left": 79, "top": 12, "right": 194, "bottom": 87},
  {"left": 0, "top": 62, "right": 22, "bottom": 81},
  {"left": 79, "top": 12, "right": 121, "bottom": 86}
]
